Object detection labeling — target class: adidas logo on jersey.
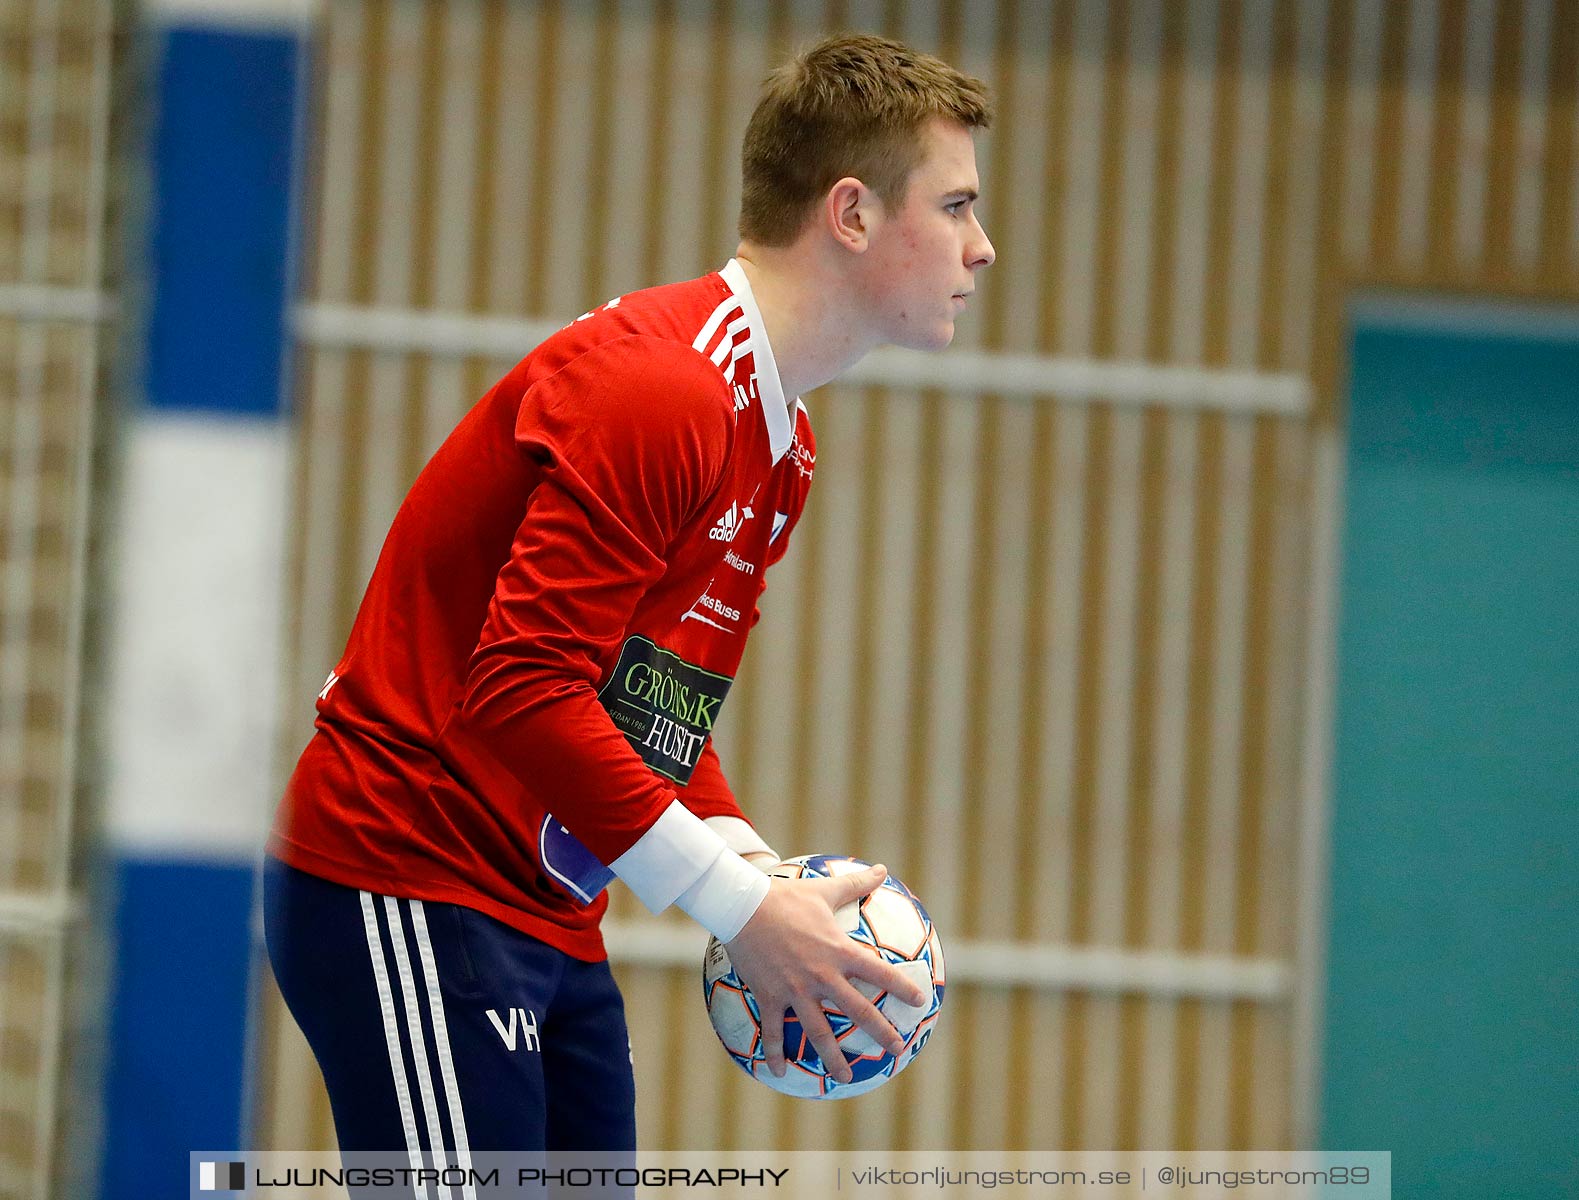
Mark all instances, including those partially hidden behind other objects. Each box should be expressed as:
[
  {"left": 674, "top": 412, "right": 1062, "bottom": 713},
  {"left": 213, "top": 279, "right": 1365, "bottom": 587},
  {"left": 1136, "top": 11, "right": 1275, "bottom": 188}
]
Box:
[{"left": 709, "top": 501, "right": 754, "bottom": 542}]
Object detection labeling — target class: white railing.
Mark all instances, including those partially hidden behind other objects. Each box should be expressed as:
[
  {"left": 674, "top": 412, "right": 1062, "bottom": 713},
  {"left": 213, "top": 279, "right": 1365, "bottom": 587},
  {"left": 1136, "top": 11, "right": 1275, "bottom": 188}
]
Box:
[
  {"left": 0, "top": 284, "right": 114, "bottom": 323},
  {"left": 601, "top": 921, "right": 1290, "bottom": 1003},
  {"left": 0, "top": 892, "right": 82, "bottom": 938},
  {"left": 294, "top": 302, "right": 1312, "bottom": 416}
]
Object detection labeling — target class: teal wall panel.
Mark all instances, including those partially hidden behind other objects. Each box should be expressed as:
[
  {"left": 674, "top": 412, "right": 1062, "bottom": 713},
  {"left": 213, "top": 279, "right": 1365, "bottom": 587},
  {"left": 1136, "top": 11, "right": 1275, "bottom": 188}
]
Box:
[{"left": 1323, "top": 312, "right": 1579, "bottom": 1198}]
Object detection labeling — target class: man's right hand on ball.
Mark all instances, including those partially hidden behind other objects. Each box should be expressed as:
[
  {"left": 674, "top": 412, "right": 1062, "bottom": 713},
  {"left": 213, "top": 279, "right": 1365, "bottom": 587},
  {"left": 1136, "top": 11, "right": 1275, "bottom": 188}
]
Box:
[{"left": 724, "top": 863, "right": 929, "bottom": 1083}]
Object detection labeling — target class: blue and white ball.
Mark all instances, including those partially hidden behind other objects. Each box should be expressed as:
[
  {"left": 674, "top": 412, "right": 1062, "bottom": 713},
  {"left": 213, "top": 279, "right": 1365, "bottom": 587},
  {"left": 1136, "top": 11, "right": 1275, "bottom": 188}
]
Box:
[{"left": 701, "top": 855, "right": 946, "bottom": 1099}]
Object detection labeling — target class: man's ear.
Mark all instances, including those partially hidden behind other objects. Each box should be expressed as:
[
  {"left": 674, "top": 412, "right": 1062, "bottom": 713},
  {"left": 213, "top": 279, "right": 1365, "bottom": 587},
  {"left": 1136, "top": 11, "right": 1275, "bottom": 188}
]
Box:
[{"left": 825, "top": 176, "right": 875, "bottom": 252}]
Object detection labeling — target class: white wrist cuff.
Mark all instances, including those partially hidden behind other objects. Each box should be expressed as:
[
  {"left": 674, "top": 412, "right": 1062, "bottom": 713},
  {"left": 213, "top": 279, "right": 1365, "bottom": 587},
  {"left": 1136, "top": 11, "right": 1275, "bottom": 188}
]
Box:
[
  {"left": 609, "top": 800, "right": 769, "bottom": 939},
  {"left": 610, "top": 799, "right": 729, "bottom": 912},
  {"left": 703, "top": 815, "right": 778, "bottom": 863},
  {"left": 675, "top": 851, "right": 771, "bottom": 943}
]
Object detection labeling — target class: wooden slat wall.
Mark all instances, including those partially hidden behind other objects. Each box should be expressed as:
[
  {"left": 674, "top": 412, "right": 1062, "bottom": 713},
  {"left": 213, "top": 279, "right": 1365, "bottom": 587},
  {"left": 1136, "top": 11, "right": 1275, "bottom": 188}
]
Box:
[
  {"left": 259, "top": 0, "right": 1579, "bottom": 1153},
  {"left": 0, "top": 0, "right": 118, "bottom": 1194}
]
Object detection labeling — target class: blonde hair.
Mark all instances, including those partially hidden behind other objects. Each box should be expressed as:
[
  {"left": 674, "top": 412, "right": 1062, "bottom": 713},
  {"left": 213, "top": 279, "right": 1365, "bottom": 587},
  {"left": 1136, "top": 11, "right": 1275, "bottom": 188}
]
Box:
[{"left": 738, "top": 33, "right": 993, "bottom": 247}]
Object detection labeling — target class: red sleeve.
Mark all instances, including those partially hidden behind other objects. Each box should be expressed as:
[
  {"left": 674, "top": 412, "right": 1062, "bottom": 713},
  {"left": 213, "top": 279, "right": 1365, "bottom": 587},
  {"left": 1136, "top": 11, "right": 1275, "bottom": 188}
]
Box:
[
  {"left": 677, "top": 738, "right": 748, "bottom": 822},
  {"left": 453, "top": 336, "right": 734, "bottom": 865}
]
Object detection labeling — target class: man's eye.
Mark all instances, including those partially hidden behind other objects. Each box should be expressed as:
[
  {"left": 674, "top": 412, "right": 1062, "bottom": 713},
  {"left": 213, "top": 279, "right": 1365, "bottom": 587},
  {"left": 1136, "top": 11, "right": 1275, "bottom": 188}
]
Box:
[{"left": 947, "top": 201, "right": 966, "bottom": 216}]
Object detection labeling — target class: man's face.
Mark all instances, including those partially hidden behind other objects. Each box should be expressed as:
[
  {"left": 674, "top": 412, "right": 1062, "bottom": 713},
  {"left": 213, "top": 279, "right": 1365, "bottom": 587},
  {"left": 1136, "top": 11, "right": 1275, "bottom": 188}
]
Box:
[{"left": 860, "top": 117, "right": 996, "bottom": 351}]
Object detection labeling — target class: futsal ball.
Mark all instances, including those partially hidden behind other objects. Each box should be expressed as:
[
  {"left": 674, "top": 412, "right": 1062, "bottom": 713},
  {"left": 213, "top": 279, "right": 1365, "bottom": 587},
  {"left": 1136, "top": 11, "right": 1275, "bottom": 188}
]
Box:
[{"left": 701, "top": 854, "right": 945, "bottom": 1099}]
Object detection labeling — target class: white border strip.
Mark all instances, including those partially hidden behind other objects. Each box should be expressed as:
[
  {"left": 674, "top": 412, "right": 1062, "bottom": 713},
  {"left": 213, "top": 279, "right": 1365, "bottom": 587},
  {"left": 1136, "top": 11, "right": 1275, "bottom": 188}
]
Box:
[
  {"left": 293, "top": 302, "right": 1312, "bottom": 415},
  {"left": 1292, "top": 424, "right": 1346, "bottom": 1148},
  {"left": 1348, "top": 289, "right": 1579, "bottom": 342},
  {"left": 600, "top": 922, "right": 1291, "bottom": 1003},
  {"left": 142, "top": 0, "right": 321, "bottom": 31},
  {"left": 0, "top": 284, "right": 114, "bottom": 323}
]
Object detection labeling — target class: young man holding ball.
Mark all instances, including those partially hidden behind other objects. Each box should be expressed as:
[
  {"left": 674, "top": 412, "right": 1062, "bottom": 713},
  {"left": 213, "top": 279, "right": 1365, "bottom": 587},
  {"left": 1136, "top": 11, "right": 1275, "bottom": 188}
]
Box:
[{"left": 266, "top": 31, "right": 996, "bottom": 1157}]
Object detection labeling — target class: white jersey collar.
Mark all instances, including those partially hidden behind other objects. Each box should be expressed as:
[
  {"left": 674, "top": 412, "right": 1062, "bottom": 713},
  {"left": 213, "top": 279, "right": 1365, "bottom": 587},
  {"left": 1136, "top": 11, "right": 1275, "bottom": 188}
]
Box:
[{"left": 721, "top": 258, "right": 797, "bottom": 463}]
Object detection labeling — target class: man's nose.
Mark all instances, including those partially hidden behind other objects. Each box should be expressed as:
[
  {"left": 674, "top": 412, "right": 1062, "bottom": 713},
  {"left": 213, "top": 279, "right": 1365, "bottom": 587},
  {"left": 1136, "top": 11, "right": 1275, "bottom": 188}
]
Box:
[
  {"left": 970, "top": 238, "right": 995, "bottom": 270},
  {"left": 970, "top": 216, "right": 995, "bottom": 269}
]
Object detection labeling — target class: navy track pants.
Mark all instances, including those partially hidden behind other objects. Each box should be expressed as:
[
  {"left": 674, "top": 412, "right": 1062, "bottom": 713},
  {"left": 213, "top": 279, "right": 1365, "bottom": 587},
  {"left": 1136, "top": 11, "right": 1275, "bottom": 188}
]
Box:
[{"left": 263, "top": 855, "right": 638, "bottom": 1161}]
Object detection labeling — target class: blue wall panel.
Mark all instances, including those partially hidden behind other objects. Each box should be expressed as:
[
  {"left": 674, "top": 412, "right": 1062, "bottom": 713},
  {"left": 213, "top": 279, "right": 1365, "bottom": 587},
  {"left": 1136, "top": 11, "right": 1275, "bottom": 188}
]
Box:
[
  {"left": 101, "top": 858, "right": 256, "bottom": 1200},
  {"left": 147, "top": 25, "right": 298, "bottom": 416}
]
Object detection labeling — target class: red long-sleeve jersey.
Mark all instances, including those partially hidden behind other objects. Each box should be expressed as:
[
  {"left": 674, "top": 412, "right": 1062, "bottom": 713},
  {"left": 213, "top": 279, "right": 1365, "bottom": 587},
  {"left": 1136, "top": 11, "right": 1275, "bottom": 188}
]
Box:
[{"left": 269, "top": 261, "right": 815, "bottom": 960}]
